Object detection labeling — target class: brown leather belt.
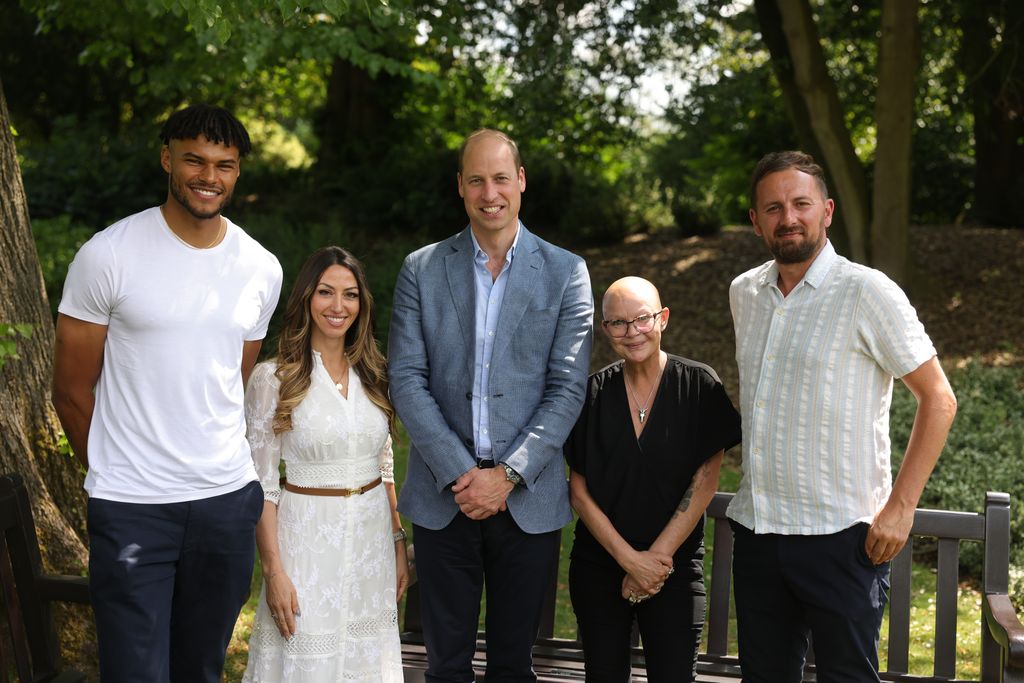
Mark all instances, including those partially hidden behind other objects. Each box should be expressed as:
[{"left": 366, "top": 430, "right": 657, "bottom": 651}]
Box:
[{"left": 283, "top": 477, "right": 383, "bottom": 497}]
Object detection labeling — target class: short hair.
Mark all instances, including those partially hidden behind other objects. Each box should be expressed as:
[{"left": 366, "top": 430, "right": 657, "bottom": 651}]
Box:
[
  {"left": 458, "top": 128, "right": 522, "bottom": 173},
  {"left": 159, "top": 104, "right": 252, "bottom": 157},
  {"left": 749, "top": 150, "right": 828, "bottom": 209}
]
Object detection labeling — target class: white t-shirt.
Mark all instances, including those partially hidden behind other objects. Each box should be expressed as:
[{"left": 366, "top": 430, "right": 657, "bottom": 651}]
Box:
[{"left": 59, "top": 207, "right": 283, "bottom": 503}]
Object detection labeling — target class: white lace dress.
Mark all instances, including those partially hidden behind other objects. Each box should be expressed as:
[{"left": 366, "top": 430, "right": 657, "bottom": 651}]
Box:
[{"left": 241, "top": 353, "right": 403, "bottom": 682}]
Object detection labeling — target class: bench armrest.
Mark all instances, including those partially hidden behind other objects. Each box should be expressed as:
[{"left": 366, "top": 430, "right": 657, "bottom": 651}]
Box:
[
  {"left": 35, "top": 574, "right": 90, "bottom": 604},
  {"left": 985, "top": 593, "right": 1024, "bottom": 669}
]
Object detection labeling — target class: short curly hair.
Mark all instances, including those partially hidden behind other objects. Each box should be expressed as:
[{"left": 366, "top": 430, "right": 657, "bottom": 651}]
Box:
[{"left": 159, "top": 104, "right": 252, "bottom": 157}]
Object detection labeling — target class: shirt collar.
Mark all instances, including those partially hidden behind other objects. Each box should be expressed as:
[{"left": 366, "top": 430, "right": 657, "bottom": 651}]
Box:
[
  {"left": 758, "top": 239, "right": 837, "bottom": 290},
  {"left": 470, "top": 222, "right": 520, "bottom": 266}
]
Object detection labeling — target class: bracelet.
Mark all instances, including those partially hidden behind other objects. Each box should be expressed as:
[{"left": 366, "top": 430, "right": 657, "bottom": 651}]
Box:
[{"left": 392, "top": 528, "right": 407, "bottom": 543}]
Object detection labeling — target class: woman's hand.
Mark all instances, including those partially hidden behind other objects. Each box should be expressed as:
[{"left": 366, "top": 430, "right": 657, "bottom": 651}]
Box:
[
  {"left": 395, "top": 541, "right": 410, "bottom": 602},
  {"left": 622, "top": 549, "right": 673, "bottom": 595},
  {"left": 265, "top": 570, "right": 300, "bottom": 639}
]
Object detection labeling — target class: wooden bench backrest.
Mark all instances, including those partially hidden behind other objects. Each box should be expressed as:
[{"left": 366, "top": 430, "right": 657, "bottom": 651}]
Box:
[
  {"left": 0, "top": 474, "right": 61, "bottom": 682},
  {"left": 403, "top": 490, "right": 1012, "bottom": 683}
]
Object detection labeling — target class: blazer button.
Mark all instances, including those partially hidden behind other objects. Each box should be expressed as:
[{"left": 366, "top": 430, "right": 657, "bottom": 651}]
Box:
[
  {"left": 464, "top": 438, "right": 473, "bottom": 448},
  {"left": 466, "top": 392, "right": 473, "bottom": 400}
]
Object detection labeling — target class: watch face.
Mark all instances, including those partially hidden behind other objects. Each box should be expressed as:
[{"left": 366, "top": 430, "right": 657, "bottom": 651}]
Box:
[{"left": 502, "top": 464, "right": 522, "bottom": 484}]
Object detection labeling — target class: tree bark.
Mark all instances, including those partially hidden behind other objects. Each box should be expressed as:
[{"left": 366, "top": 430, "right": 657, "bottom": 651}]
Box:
[
  {"left": 871, "top": 0, "right": 919, "bottom": 284},
  {"left": 0, "top": 76, "right": 88, "bottom": 564},
  {"left": 753, "top": 0, "right": 850, "bottom": 256},
  {"left": 756, "top": 0, "right": 871, "bottom": 264},
  {"left": 1, "top": 74, "right": 93, "bottom": 663}
]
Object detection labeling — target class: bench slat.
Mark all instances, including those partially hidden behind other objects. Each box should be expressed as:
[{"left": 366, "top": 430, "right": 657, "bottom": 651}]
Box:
[
  {"left": 934, "top": 537, "right": 960, "bottom": 678},
  {"left": 911, "top": 509, "right": 986, "bottom": 541},
  {"left": 707, "top": 516, "right": 733, "bottom": 656},
  {"left": 887, "top": 538, "right": 914, "bottom": 673}
]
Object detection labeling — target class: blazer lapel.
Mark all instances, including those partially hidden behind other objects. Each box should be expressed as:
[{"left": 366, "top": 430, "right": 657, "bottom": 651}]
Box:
[
  {"left": 445, "top": 229, "right": 477, "bottom": 378},
  {"left": 491, "top": 227, "right": 542, "bottom": 362}
]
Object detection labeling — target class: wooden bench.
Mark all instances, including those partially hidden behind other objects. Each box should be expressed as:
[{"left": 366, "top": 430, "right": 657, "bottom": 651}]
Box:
[
  {"left": 400, "top": 491, "right": 1024, "bottom": 682},
  {"left": 0, "top": 473, "right": 92, "bottom": 683}
]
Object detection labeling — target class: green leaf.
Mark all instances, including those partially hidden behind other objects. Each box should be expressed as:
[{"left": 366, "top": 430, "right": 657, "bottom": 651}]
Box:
[{"left": 13, "top": 324, "right": 33, "bottom": 338}]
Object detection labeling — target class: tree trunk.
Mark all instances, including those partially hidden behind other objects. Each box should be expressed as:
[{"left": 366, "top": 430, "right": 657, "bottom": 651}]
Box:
[
  {"left": 0, "top": 75, "right": 93, "bottom": 664},
  {"left": 314, "top": 56, "right": 399, "bottom": 178},
  {"left": 753, "top": 0, "right": 850, "bottom": 256},
  {"left": 871, "top": 0, "right": 919, "bottom": 284},
  {"left": 756, "top": 0, "right": 871, "bottom": 264},
  {"left": 960, "top": 1, "right": 1024, "bottom": 227}
]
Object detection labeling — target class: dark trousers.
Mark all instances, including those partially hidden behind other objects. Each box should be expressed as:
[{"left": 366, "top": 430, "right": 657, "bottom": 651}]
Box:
[
  {"left": 88, "top": 481, "right": 263, "bottom": 683},
  {"left": 412, "top": 511, "right": 562, "bottom": 683},
  {"left": 569, "top": 555, "right": 705, "bottom": 683},
  {"left": 731, "top": 520, "right": 890, "bottom": 683}
]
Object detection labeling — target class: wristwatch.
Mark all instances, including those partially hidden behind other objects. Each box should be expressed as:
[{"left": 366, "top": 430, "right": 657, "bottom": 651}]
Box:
[{"left": 501, "top": 462, "right": 523, "bottom": 486}]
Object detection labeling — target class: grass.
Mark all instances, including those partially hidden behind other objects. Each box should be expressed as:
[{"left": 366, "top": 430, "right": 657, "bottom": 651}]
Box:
[{"left": 222, "top": 438, "right": 983, "bottom": 681}]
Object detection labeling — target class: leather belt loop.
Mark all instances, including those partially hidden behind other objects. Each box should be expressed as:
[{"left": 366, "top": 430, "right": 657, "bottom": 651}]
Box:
[{"left": 283, "top": 477, "right": 383, "bottom": 497}]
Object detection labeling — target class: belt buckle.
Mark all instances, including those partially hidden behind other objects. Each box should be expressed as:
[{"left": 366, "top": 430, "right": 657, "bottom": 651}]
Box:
[{"left": 346, "top": 486, "right": 361, "bottom": 496}]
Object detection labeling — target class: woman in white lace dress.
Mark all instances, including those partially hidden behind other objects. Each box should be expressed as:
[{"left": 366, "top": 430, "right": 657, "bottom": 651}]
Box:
[{"left": 242, "top": 246, "right": 408, "bottom": 682}]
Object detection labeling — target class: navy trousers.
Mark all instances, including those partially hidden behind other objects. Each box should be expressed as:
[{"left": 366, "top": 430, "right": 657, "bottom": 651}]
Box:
[
  {"left": 412, "top": 511, "right": 562, "bottom": 683},
  {"left": 88, "top": 480, "right": 264, "bottom": 683},
  {"left": 731, "top": 520, "right": 890, "bottom": 683}
]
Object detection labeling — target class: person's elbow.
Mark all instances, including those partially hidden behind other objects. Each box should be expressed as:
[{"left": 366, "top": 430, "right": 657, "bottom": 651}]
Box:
[
  {"left": 568, "top": 472, "right": 586, "bottom": 513},
  {"left": 935, "top": 383, "right": 958, "bottom": 425}
]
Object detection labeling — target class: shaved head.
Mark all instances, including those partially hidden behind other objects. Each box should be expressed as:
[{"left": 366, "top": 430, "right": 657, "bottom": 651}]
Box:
[{"left": 602, "top": 276, "right": 662, "bottom": 319}]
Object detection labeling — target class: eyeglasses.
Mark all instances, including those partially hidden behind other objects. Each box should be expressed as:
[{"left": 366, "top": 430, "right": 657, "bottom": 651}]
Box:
[{"left": 601, "top": 309, "right": 665, "bottom": 338}]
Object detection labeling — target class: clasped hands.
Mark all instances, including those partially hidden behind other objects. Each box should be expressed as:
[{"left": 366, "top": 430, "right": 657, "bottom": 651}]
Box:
[
  {"left": 621, "top": 549, "right": 674, "bottom": 605},
  {"left": 452, "top": 466, "right": 514, "bottom": 520}
]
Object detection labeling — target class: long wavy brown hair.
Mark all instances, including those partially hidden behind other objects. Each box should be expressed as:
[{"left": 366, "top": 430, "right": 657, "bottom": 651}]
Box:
[{"left": 272, "top": 246, "right": 396, "bottom": 439}]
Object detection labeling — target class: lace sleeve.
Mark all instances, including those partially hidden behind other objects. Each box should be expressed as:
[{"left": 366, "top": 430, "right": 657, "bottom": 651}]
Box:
[
  {"left": 245, "top": 362, "right": 283, "bottom": 505},
  {"left": 378, "top": 435, "right": 395, "bottom": 484}
]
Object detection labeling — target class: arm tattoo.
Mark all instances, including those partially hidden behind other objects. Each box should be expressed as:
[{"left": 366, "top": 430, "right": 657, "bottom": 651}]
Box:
[{"left": 677, "top": 459, "right": 712, "bottom": 513}]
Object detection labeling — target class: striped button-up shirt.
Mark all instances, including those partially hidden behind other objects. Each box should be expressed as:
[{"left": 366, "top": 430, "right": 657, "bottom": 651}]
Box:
[{"left": 727, "top": 241, "right": 936, "bottom": 535}]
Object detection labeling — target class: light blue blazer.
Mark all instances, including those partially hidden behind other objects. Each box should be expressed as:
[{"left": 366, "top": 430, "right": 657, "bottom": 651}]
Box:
[{"left": 388, "top": 225, "right": 594, "bottom": 533}]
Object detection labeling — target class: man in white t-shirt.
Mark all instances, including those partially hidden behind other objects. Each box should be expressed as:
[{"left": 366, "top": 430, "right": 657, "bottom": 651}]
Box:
[
  {"left": 52, "top": 104, "right": 283, "bottom": 683},
  {"left": 727, "top": 150, "right": 958, "bottom": 682}
]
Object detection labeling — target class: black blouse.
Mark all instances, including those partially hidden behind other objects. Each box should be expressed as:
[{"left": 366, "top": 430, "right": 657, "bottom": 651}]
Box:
[{"left": 565, "top": 354, "right": 742, "bottom": 568}]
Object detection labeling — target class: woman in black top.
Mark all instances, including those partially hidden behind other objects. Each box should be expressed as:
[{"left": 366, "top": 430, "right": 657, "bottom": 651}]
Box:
[{"left": 566, "top": 276, "right": 741, "bottom": 682}]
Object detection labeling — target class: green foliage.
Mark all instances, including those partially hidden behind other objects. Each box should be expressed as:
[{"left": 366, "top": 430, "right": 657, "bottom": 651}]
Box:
[
  {"left": 0, "top": 324, "right": 33, "bottom": 371},
  {"left": 31, "top": 216, "right": 96, "bottom": 317},
  {"left": 18, "top": 118, "right": 163, "bottom": 228},
  {"left": 890, "top": 360, "right": 1024, "bottom": 602}
]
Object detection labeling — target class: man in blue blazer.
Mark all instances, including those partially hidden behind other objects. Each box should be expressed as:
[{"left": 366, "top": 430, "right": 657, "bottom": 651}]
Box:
[{"left": 389, "top": 129, "right": 594, "bottom": 682}]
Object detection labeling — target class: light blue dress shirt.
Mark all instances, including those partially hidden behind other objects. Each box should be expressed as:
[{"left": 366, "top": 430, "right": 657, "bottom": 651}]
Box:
[{"left": 470, "top": 225, "right": 520, "bottom": 461}]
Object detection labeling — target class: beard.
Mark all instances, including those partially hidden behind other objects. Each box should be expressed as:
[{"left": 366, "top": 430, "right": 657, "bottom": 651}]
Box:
[
  {"left": 168, "top": 174, "right": 231, "bottom": 220},
  {"left": 769, "top": 227, "right": 825, "bottom": 264}
]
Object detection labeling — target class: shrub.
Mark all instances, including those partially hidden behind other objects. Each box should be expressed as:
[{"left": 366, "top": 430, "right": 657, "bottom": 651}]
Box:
[
  {"left": 890, "top": 360, "right": 1024, "bottom": 602},
  {"left": 31, "top": 215, "right": 95, "bottom": 317}
]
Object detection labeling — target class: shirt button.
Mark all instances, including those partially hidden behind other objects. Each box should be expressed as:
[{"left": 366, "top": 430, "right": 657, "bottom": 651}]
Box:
[
  {"left": 483, "top": 429, "right": 488, "bottom": 435},
  {"left": 483, "top": 396, "right": 488, "bottom": 402},
  {"left": 752, "top": 447, "right": 762, "bottom": 455},
  {"left": 757, "top": 400, "right": 765, "bottom": 408},
  {"left": 775, "top": 308, "right": 784, "bottom": 316},
  {"left": 488, "top": 331, "right": 494, "bottom": 337},
  {"left": 767, "top": 354, "right": 776, "bottom": 361},
  {"left": 485, "top": 363, "right": 490, "bottom": 369}
]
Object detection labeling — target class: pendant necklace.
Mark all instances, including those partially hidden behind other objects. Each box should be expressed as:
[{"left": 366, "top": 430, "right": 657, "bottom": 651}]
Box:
[
  {"left": 326, "top": 360, "right": 348, "bottom": 393},
  {"left": 624, "top": 370, "right": 660, "bottom": 423}
]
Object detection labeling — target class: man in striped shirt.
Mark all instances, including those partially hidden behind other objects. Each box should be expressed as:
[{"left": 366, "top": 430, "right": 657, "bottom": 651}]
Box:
[{"left": 727, "top": 150, "right": 958, "bottom": 682}]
